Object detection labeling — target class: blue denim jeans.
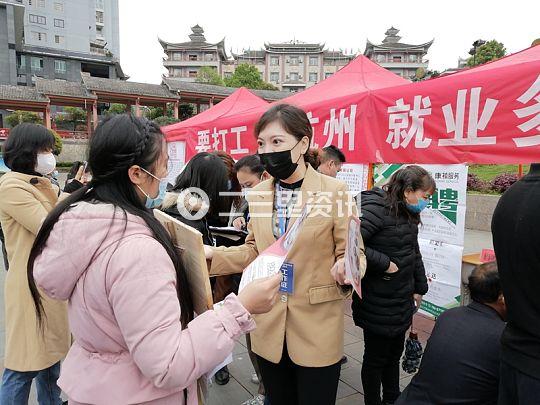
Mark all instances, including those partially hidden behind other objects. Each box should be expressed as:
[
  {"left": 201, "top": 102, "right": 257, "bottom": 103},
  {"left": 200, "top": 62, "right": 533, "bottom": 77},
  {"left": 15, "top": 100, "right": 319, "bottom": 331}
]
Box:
[{"left": 0, "top": 362, "right": 63, "bottom": 405}]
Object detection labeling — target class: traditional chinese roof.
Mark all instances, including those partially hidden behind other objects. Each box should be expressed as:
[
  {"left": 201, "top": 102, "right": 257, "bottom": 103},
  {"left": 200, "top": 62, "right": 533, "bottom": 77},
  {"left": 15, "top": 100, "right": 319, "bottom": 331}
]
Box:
[
  {"left": 0, "top": 84, "right": 49, "bottom": 103},
  {"left": 35, "top": 77, "right": 97, "bottom": 100},
  {"left": 364, "top": 27, "right": 434, "bottom": 55},
  {"left": 264, "top": 41, "right": 325, "bottom": 53},
  {"left": 162, "top": 77, "right": 289, "bottom": 101},
  {"left": 158, "top": 25, "right": 229, "bottom": 59},
  {"left": 82, "top": 75, "right": 179, "bottom": 100},
  {"left": 233, "top": 50, "right": 266, "bottom": 59},
  {"left": 323, "top": 50, "right": 356, "bottom": 60}
]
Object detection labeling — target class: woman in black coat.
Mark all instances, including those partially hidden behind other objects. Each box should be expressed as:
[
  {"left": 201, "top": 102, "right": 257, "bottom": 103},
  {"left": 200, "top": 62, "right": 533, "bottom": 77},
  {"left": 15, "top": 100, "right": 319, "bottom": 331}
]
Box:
[{"left": 352, "top": 165, "right": 435, "bottom": 405}]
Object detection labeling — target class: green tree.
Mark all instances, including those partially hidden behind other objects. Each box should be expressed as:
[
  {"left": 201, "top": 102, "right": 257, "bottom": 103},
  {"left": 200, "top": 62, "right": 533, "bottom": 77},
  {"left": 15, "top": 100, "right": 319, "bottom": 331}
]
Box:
[
  {"left": 51, "top": 130, "right": 63, "bottom": 155},
  {"left": 196, "top": 67, "right": 225, "bottom": 86},
  {"left": 467, "top": 40, "right": 506, "bottom": 67},
  {"left": 179, "top": 103, "right": 194, "bottom": 120},
  {"left": 532, "top": 38, "right": 540, "bottom": 47},
  {"left": 55, "top": 107, "right": 86, "bottom": 130},
  {"left": 104, "top": 103, "right": 128, "bottom": 115},
  {"left": 5, "top": 110, "right": 42, "bottom": 127},
  {"left": 224, "top": 64, "right": 278, "bottom": 90},
  {"left": 153, "top": 116, "right": 181, "bottom": 127}
]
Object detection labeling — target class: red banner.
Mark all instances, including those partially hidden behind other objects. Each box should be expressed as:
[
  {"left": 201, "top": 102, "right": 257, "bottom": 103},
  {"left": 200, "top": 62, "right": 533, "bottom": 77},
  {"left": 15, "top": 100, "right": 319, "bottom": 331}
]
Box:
[{"left": 164, "top": 46, "right": 540, "bottom": 164}]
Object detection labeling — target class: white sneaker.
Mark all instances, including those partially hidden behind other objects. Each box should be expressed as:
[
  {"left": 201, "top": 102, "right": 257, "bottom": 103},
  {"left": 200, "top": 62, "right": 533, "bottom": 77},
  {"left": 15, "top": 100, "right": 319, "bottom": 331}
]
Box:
[
  {"left": 250, "top": 372, "right": 260, "bottom": 385},
  {"left": 242, "top": 394, "right": 265, "bottom": 405}
]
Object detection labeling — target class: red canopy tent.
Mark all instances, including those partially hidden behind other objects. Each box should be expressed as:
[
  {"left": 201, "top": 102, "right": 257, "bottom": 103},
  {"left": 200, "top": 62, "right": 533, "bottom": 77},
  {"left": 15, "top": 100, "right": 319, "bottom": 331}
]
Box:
[
  {"left": 163, "top": 55, "right": 409, "bottom": 161},
  {"left": 360, "top": 45, "right": 540, "bottom": 164},
  {"left": 164, "top": 45, "right": 540, "bottom": 164},
  {"left": 163, "top": 87, "right": 269, "bottom": 158}
]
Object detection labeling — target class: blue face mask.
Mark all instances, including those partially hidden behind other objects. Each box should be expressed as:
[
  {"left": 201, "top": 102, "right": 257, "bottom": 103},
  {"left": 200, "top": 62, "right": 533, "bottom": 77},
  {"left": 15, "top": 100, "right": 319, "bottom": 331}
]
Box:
[
  {"left": 137, "top": 168, "right": 168, "bottom": 209},
  {"left": 406, "top": 197, "right": 429, "bottom": 214}
]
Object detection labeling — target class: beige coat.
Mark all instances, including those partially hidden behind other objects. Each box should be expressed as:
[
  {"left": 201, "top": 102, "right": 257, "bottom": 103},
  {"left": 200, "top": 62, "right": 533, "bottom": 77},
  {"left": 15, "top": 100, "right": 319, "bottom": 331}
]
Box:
[
  {"left": 210, "top": 165, "right": 366, "bottom": 367},
  {"left": 0, "top": 172, "right": 70, "bottom": 371}
]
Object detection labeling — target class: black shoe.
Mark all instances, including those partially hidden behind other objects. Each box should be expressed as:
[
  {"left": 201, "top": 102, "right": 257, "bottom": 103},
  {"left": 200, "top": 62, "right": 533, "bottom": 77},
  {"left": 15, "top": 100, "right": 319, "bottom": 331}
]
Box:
[
  {"left": 340, "top": 355, "right": 348, "bottom": 365},
  {"left": 215, "top": 365, "right": 230, "bottom": 385}
]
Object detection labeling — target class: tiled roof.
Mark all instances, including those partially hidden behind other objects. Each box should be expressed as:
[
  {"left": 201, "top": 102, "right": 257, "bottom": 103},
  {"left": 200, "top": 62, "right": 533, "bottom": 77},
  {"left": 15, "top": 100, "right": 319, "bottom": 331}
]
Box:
[
  {"left": 35, "top": 77, "right": 96, "bottom": 99},
  {"left": 0, "top": 84, "right": 49, "bottom": 103},
  {"left": 163, "top": 78, "right": 289, "bottom": 101},
  {"left": 82, "top": 75, "right": 179, "bottom": 99}
]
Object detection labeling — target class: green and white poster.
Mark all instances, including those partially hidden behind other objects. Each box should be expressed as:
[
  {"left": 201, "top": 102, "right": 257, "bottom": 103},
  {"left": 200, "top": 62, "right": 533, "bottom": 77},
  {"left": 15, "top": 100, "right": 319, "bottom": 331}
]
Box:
[{"left": 373, "top": 164, "right": 468, "bottom": 318}]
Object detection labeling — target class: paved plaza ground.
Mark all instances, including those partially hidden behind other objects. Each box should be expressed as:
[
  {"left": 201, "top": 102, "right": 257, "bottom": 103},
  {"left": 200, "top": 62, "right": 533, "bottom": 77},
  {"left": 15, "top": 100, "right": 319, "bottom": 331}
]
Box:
[{"left": 0, "top": 219, "right": 493, "bottom": 404}]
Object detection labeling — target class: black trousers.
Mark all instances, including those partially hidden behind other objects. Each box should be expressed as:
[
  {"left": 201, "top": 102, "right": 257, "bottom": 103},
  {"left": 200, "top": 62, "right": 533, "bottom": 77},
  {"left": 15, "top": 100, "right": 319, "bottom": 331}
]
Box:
[
  {"left": 361, "top": 329, "right": 406, "bottom": 405},
  {"left": 256, "top": 346, "right": 341, "bottom": 405},
  {"left": 498, "top": 360, "right": 540, "bottom": 405}
]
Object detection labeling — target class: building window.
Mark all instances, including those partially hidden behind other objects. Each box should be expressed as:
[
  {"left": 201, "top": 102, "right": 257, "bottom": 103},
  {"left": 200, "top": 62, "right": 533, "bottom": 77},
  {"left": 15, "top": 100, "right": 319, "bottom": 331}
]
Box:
[
  {"left": 29, "top": 14, "right": 46, "bottom": 24},
  {"left": 377, "top": 54, "right": 385, "bottom": 63},
  {"left": 96, "top": 25, "right": 104, "bottom": 37},
  {"left": 54, "top": 35, "right": 64, "bottom": 44},
  {"left": 290, "top": 72, "right": 299, "bottom": 81},
  {"left": 28, "top": 0, "right": 32, "bottom": 5},
  {"left": 392, "top": 56, "right": 402, "bottom": 62},
  {"left": 54, "top": 2, "right": 63, "bottom": 11},
  {"left": 171, "top": 52, "right": 182, "bottom": 61},
  {"left": 17, "top": 55, "right": 26, "bottom": 69},
  {"left": 205, "top": 53, "right": 214, "bottom": 61},
  {"left": 54, "top": 60, "right": 67, "bottom": 74},
  {"left": 189, "top": 70, "right": 198, "bottom": 78},
  {"left": 37, "top": 0, "right": 45, "bottom": 6},
  {"left": 224, "top": 72, "right": 232, "bottom": 79},
  {"left": 309, "top": 72, "right": 318, "bottom": 82},
  {"left": 289, "top": 56, "right": 299, "bottom": 66},
  {"left": 270, "top": 72, "right": 279, "bottom": 82},
  {"left": 325, "top": 72, "right": 333, "bottom": 79},
  {"left": 95, "top": 0, "right": 104, "bottom": 9},
  {"left": 54, "top": 18, "right": 64, "bottom": 28},
  {"left": 96, "top": 11, "right": 103, "bottom": 23},
  {"left": 309, "top": 56, "right": 318, "bottom": 66},
  {"left": 31, "top": 57, "right": 44, "bottom": 71},
  {"left": 270, "top": 57, "right": 279, "bottom": 66},
  {"left": 409, "top": 54, "right": 417, "bottom": 62},
  {"left": 189, "top": 54, "right": 198, "bottom": 61},
  {"left": 31, "top": 31, "right": 47, "bottom": 42}
]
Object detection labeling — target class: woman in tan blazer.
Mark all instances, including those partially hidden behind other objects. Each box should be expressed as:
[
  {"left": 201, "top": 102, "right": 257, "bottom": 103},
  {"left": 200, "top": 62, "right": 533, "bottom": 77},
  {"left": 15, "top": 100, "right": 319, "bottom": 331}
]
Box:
[
  {"left": 0, "top": 124, "right": 70, "bottom": 404},
  {"left": 205, "top": 104, "right": 366, "bottom": 405}
]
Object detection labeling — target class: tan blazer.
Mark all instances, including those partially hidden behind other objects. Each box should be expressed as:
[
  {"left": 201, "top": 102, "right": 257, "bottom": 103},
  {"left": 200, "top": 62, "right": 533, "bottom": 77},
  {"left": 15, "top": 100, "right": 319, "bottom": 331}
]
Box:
[
  {"left": 211, "top": 165, "right": 366, "bottom": 367},
  {"left": 0, "top": 172, "right": 70, "bottom": 371}
]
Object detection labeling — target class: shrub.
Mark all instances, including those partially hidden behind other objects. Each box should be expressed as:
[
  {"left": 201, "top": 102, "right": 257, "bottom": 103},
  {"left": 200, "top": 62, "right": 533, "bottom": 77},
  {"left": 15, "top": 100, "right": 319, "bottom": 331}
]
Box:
[{"left": 490, "top": 173, "right": 518, "bottom": 193}]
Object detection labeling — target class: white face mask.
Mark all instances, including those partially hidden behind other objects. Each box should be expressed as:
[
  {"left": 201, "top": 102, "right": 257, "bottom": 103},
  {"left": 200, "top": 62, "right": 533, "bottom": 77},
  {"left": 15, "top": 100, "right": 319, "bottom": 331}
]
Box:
[{"left": 35, "top": 153, "right": 56, "bottom": 175}]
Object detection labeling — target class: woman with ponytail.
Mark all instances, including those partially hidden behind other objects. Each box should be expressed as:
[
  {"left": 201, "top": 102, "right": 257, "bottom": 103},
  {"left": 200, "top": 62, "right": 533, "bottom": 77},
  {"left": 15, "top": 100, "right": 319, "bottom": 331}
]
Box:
[{"left": 27, "top": 114, "right": 281, "bottom": 405}]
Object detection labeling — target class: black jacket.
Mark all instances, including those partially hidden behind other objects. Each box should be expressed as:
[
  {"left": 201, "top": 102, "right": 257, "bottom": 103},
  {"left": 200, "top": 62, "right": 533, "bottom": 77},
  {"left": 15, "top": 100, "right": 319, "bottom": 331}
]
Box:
[
  {"left": 352, "top": 188, "right": 428, "bottom": 337},
  {"left": 492, "top": 163, "right": 540, "bottom": 379},
  {"left": 396, "top": 302, "right": 505, "bottom": 405}
]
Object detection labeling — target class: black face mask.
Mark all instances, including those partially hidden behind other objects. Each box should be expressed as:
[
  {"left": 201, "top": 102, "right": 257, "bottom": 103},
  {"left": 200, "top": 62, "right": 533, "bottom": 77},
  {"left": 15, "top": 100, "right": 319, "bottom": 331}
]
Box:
[{"left": 259, "top": 141, "right": 302, "bottom": 180}]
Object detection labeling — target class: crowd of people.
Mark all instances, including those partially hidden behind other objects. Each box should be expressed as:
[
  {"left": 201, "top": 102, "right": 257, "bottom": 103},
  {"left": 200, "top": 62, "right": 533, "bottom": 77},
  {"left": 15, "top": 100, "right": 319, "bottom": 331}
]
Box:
[{"left": 0, "top": 104, "right": 538, "bottom": 405}]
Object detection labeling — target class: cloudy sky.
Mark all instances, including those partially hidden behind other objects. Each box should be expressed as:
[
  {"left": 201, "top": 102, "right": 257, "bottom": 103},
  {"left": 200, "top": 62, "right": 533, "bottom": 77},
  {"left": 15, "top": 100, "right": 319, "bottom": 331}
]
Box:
[{"left": 118, "top": 0, "right": 539, "bottom": 84}]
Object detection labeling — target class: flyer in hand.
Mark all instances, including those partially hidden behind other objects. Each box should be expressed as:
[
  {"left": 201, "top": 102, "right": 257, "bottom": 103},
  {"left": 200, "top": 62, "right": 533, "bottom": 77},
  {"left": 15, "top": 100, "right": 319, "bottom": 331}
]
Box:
[
  {"left": 238, "top": 204, "right": 310, "bottom": 293},
  {"left": 345, "top": 216, "right": 362, "bottom": 298}
]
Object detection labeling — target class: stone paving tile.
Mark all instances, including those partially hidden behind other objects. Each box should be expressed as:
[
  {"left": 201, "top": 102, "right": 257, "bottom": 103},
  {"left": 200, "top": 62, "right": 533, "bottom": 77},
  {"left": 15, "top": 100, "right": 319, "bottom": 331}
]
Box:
[{"left": 337, "top": 392, "right": 366, "bottom": 404}]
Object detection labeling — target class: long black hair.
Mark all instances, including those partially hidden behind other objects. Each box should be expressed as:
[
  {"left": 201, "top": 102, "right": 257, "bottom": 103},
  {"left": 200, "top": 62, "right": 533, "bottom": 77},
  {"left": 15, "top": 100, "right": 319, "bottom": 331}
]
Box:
[
  {"left": 3, "top": 123, "right": 55, "bottom": 175},
  {"left": 170, "top": 152, "right": 230, "bottom": 216},
  {"left": 28, "top": 114, "right": 194, "bottom": 328},
  {"left": 382, "top": 165, "right": 436, "bottom": 223}
]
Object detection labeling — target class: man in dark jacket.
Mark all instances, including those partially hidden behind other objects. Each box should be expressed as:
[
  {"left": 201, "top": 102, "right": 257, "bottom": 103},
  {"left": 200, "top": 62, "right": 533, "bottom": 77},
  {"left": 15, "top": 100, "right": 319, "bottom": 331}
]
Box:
[
  {"left": 396, "top": 262, "right": 506, "bottom": 405},
  {"left": 492, "top": 163, "right": 540, "bottom": 404}
]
